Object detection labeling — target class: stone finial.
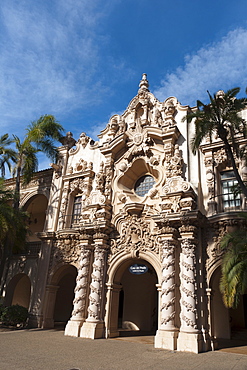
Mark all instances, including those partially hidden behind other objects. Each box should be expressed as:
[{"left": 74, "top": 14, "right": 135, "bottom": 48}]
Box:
[
  {"left": 139, "top": 73, "right": 149, "bottom": 92},
  {"left": 59, "top": 131, "right": 76, "bottom": 149}
]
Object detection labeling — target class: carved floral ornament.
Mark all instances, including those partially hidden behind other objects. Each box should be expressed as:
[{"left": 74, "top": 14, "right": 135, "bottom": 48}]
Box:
[
  {"left": 163, "top": 144, "right": 183, "bottom": 178},
  {"left": 123, "top": 122, "right": 155, "bottom": 163},
  {"left": 53, "top": 233, "right": 81, "bottom": 265},
  {"left": 69, "top": 177, "right": 85, "bottom": 193},
  {"left": 110, "top": 215, "right": 158, "bottom": 258}
]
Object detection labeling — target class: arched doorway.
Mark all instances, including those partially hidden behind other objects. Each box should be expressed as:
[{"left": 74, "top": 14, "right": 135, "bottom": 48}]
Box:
[
  {"left": 210, "top": 266, "right": 230, "bottom": 339},
  {"left": 53, "top": 265, "right": 77, "bottom": 328},
  {"left": 107, "top": 257, "right": 158, "bottom": 338},
  {"left": 210, "top": 266, "right": 247, "bottom": 343},
  {"left": 24, "top": 194, "right": 48, "bottom": 242},
  {"left": 5, "top": 273, "right": 31, "bottom": 309}
]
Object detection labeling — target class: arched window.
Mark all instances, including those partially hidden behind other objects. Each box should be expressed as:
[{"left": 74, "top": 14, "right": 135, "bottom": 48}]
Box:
[
  {"left": 220, "top": 170, "right": 241, "bottom": 210},
  {"left": 71, "top": 195, "right": 82, "bottom": 224},
  {"left": 134, "top": 175, "right": 155, "bottom": 197}
]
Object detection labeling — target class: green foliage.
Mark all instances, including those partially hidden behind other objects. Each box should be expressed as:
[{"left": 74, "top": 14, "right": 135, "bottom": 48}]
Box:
[
  {"left": 12, "top": 115, "right": 64, "bottom": 208},
  {"left": 220, "top": 215, "right": 247, "bottom": 308},
  {"left": 0, "top": 304, "right": 28, "bottom": 327},
  {"left": 185, "top": 87, "right": 247, "bottom": 155},
  {"left": 0, "top": 134, "right": 17, "bottom": 178},
  {"left": 0, "top": 303, "right": 4, "bottom": 317},
  {"left": 0, "top": 178, "right": 28, "bottom": 252},
  {"left": 184, "top": 87, "right": 247, "bottom": 198}
]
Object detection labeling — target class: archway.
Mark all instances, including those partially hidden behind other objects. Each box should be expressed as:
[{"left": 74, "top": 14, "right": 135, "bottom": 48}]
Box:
[
  {"left": 23, "top": 194, "right": 48, "bottom": 242},
  {"left": 210, "top": 265, "right": 247, "bottom": 344},
  {"left": 107, "top": 255, "right": 158, "bottom": 338},
  {"left": 53, "top": 265, "right": 77, "bottom": 328},
  {"left": 210, "top": 266, "right": 230, "bottom": 339},
  {"left": 5, "top": 273, "right": 31, "bottom": 309}
]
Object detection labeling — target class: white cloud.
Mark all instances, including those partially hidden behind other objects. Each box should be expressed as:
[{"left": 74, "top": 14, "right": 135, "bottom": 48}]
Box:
[
  {"left": 0, "top": 0, "right": 112, "bottom": 133},
  {"left": 154, "top": 28, "right": 247, "bottom": 107}
]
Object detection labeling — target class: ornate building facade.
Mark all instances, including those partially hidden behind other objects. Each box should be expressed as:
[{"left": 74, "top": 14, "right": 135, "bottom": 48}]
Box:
[{"left": 2, "top": 74, "right": 247, "bottom": 353}]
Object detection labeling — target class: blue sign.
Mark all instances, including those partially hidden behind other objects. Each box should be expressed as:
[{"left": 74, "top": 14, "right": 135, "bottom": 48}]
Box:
[{"left": 129, "top": 264, "right": 148, "bottom": 275}]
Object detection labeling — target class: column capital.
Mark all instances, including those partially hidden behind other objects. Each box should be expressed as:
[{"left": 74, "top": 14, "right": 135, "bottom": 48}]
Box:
[
  {"left": 180, "top": 238, "right": 197, "bottom": 257},
  {"left": 179, "top": 227, "right": 197, "bottom": 238}
]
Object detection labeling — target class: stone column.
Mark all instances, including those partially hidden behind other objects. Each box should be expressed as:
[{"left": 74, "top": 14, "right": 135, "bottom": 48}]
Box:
[
  {"left": 58, "top": 183, "right": 70, "bottom": 229},
  {"left": 65, "top": 240, "right": 92, "bottom": 337},
  {"left": 206, "top": 288, "right": 217, "bottom": 350},
  {"left": 179, "top": 238, "right": 197, "bottom": 331},
  {"left": 177, "top": 228, "right": 202, "bottom": 353},
  {"left": 29, "top": 236, "right": 54, "bottom": 328},
  {"left": 105, "top": 282, "right": 122, "bottom": 338},
  {"left": 80, "top": 233, "right": 108, "bottom": 339},
  {"left": 155, "top": 232, "right": 178, "bottom": 351}
]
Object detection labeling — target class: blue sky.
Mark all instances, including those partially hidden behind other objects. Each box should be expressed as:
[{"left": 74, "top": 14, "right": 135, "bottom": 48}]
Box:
[{"left": 1, "top": 0, "right": 247, "bottom": 169}]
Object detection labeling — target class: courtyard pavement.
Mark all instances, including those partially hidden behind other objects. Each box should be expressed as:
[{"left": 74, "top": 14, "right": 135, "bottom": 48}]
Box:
[{"left": 0, "top": 328, "right": 247, "bottom": 370}]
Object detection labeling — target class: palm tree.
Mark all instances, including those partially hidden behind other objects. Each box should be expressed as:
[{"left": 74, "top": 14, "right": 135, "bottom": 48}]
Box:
[
  {"left": 0, "top": 115, "right": 64, "bottom": 292},
  {"left": 0, "top": 134, "right": 17, "bottom": 178},
  {"left": 220, "top": 217, "right": 247, "bottom": 308},
  {"left": 185, "top": 87, "right": 247, "bottom": 198},
  {"left": 0, "top": 179, "right": 29, "bottom": 293},
  {"left": 12, "top": 115, "right": 64, "bottom": 208}
]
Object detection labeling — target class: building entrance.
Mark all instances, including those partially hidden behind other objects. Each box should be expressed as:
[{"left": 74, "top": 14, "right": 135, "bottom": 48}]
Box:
[
  {"left": 117, "top": 260, "right": 158, "bottom": 336},
  {"left": 53, "top": 265, "right": 77, "bottom": 328}
]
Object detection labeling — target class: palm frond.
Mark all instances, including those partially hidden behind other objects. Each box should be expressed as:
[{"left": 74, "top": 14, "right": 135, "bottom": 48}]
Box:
[{"left": 220, "top": 219, "right": 247, "bottom": 308}]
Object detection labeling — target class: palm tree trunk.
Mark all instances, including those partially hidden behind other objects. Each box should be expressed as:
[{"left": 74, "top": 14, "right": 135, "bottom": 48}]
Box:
[
  {"left": 14, "top": 164, "right": 22, "bottom": 209},
  {"left": 0, "top": 245, "right": 8, "bottom": 295}
]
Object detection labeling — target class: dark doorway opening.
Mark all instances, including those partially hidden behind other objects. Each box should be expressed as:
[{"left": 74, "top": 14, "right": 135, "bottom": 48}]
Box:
[{"left": 118, "top": 260, "right": 158, "bottom": 337}]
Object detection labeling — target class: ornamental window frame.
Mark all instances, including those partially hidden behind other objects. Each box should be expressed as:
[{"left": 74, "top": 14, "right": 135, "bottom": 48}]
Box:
[{"left": 134, "top": 174, "right": 156, "bottom": 197}]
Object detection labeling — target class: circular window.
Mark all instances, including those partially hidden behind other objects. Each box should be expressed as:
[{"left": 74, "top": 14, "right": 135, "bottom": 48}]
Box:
[{"left": 134, "top": 175, "right": 155, "bottom": 197}]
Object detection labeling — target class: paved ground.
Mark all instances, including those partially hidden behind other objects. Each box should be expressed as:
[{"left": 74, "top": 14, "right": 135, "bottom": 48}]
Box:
[{"left": 0, "top": 329, "right": 247, "bottom": 370}]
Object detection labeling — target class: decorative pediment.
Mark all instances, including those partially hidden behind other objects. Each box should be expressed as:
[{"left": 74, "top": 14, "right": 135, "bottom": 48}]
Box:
[
  {"left": 98, "top": 74, "right": 182, "bottom": 149},
  {"left": 160, "top": 177, "right": 197, "bottom": 213}
]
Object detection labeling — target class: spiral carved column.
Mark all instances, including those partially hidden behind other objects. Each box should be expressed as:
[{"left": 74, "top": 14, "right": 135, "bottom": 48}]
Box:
[
  {"left": 179, "top": 238, "right": 197, "bottom": 332},
  {"left": 64, "top": 231, "right": 92, "bottom": 337},
  {"left": 81, "top": 232, "right": 108, "bottom": 339},
  {"left": 155, "top": 232, "right": 178, "bottom": 351},
  {"left": 65, "top": 245, "right": 92, "bottom": 337},
  {"left": 86, "top": 246, "right": 106, "bottom": 322},
  {"left": 177, "top": 228, "right": 202, "bottom": 353}
]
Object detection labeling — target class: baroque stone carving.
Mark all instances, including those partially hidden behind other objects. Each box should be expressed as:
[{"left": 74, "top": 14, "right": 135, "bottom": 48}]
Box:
[
  {"left": 53, "top": 234, "right": 80, "bottom": 265},
  {"left": 95, "top": 162, "right": 105, "bottom": 192},
  {"left": 124, "top": 123, "right": 154, "bottom": 163},
  {"left": 160, "top": 239, "right": 176, "bottom": 328},
  {"left": 70, "top": 177, "right": 85, "bottom": 193},
  {"left": 87, "top": 247, "right": 106, "bottom": 321},
  {"left": 179, "top": 238, "right": 198, "bottom": 331},
  {"left": 110, "top": 215, "right": 157, "bottom": 258},
  {"left": 163, "top": 177, "right": 190, "bottom": 194},
  {"left": 71, "top": 247, "right": 91, "bottom": 319},
  {"left": 59, "top": 131, "right": 76, "bottom": 149},
  {"left": 163, "top": 144, "right": 183, "bottom": 178},
  {"left": 78, "top": 132, "right": 90, "bottom": 148},
  {"left": 214, "top": 148, "right": 228, "bottom": 166}
]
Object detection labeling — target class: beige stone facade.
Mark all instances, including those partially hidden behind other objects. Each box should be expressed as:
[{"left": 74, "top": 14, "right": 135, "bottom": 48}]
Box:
[{"left": 2, "top": 74, "right": 247, "bottom": 353}]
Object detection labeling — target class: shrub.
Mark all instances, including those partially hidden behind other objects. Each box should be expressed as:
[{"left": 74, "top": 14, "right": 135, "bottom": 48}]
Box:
[
  {"left": 0, "top": 304, "right": 4, "bottom": 317},
  {"left": 0, "top": 304, "right": 28, "bottom": 327}
]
